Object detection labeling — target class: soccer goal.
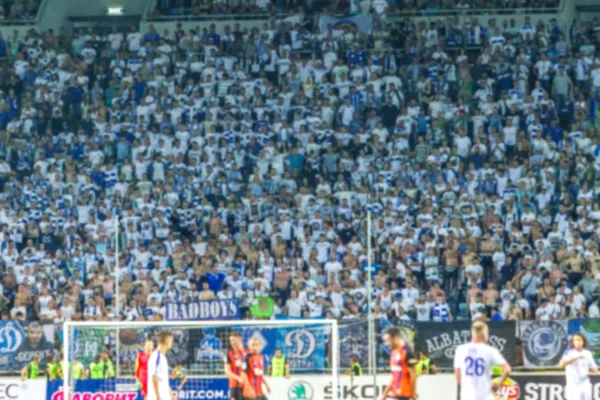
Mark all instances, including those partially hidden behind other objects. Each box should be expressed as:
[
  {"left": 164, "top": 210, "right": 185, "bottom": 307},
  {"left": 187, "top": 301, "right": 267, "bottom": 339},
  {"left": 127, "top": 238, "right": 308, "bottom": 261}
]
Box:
[{"left": 62, "top": 319, "right": 339, "bottom": 400}]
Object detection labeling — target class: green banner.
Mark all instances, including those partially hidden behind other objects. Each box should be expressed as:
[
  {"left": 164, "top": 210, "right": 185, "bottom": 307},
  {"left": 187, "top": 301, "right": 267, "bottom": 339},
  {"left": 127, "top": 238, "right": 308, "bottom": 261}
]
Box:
[
  {"left": 76, "top": 328, "right": 106, "bottom": 365},
  {"left": 250, "top": 296, "right": 275, "bottom": 318}
]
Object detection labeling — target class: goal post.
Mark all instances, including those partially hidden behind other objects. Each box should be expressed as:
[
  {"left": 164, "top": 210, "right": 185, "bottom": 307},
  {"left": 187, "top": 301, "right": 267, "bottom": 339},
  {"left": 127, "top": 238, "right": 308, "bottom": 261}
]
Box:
[{"left": 62, "top": 319, "right": 339, "bottom": 400}]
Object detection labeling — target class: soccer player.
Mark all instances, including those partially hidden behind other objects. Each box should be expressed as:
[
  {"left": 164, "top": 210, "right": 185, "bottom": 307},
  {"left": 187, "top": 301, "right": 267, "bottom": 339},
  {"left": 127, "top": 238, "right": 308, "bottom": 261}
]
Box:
[
  {"left": 148, "top": 332, "right": 175, "bottom": 400},
  {"left": 381, "top": 327, "right": 417, "bottom": 400},
  {"left": 559, "top": 333, "right": 598, "bottom": 400},
  {"left": 225, "top": 332, "right": 247, "bottom": 400},
  {"left": 242, "top": 338, "right": 271, "bottom": 400},
  {"left": 453, "top": 320, "right": 512, "bottom": 400},
  {"left": 136, "top": 340, "right": 154, "bottom": 399}
]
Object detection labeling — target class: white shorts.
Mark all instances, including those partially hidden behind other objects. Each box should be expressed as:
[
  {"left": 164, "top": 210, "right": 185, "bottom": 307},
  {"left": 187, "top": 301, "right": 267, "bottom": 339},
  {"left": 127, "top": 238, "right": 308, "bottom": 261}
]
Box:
[{"left": 566, "top": 384, "right": 592, "bottom": 400}]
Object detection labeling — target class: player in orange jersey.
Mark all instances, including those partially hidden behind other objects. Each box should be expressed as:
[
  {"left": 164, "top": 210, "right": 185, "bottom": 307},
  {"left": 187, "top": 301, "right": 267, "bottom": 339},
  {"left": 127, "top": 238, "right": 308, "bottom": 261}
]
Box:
[
  {"left": 242, "top": 338, "right": 271, "bottom": 400},
  {"left": 381, "top": 327, "right": 418, "bottom": 400},
  {"left": 135, "top": 340, "right": 154, "bottom": 399},
  {"left": 225, "top": 332, "right": 248, "bottom": 400}
]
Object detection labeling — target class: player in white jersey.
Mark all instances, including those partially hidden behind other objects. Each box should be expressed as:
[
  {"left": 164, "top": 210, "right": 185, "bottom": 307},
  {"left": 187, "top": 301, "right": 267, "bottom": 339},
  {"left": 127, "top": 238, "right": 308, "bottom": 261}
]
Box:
[
  {"left": 453, "top": 321, "right": 512, "bottom": 400},
  {"left": 559, "top": 333, "right": 598, "bottom": 400},
  {"left": 148, "top": 331, "right": 176, "bottom": 400}
]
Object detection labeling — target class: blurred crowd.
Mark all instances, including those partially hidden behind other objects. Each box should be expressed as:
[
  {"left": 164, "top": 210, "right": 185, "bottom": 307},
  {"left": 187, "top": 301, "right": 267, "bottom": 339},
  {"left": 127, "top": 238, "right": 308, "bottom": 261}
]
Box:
[
  {"left": 0, "top": 2, "right": 599, "bottom": 331},
  {"left": 151, "top": 0, "right": 562, "bottom": 17},
  {"left": 0, "top": 0, "right": 39, "bottom": 20}
]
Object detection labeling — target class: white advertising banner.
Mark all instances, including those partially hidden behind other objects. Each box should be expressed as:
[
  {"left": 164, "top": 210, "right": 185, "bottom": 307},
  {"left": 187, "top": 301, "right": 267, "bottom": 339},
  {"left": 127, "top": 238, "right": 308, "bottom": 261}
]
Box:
[
  {"left": 0, "top": 378, "right": 46, "bottom": 400},
  {"left": 269, "top": 374, "right": 457, "bottom": 400}
]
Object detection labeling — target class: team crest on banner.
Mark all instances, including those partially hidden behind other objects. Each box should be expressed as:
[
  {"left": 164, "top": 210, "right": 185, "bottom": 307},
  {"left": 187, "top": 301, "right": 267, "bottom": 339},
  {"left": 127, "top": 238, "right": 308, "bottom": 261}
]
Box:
[
  {"left": 520, "top": 320, "right": 568, "bottom": 368},
  {"left": 0, "top": 321, "right": 26, "bottom": 370},
  {"left": 278, "top": 326, "right": 324, "bottom": 370},
  {"left": 0, "top": 321, "right": 26, "bottom": 355},
  {"left": 196, "top": 328, "right": 223, "bottom": 361}
]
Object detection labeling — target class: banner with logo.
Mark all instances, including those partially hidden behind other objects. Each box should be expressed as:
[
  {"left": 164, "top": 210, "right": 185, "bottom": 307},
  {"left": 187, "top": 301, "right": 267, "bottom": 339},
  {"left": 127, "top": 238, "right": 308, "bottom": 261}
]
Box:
[
  {"left": 265, "top": 373, "right": 600, "bottom": 400},
  {"left": 415, "top": 321, "right": 516, "bottom": 368},
  {"left": 569, "top": 319, "right": 600, "bottom": 366},
  {"left": 339, "top": 320, "right": 369, "bottom": 369},
  {"left": 45, "top": 377, "right": 230, "bottom": 400},
  {"left": 520, "top": 320, "right": 569, "bottom": 368},
  {"left": 276, "top": 325, "right": 326, "bottom": 371},
  {"left": 0, "top": 378, "right": 46, "bottom": 400},
  {"left": 492, "top": 373, "right": 600, "bottom": 400},
  {"left": 269, "top": 374, "right": 455, "bottom": 400},
  {"left": 165, "top": 299, "right": 240, "bottom": 320},
  {"left": 187, "top": 324, "right": 326, "bottom": 372},
  {"left": 318, "top": 15, "right": 373, "bottom": 36},
  {"left": 0, "top": 321, "right": 56, "bottom": 371},
  {"left": 72, "top": 326, "right": 106, "bottom": 366}
]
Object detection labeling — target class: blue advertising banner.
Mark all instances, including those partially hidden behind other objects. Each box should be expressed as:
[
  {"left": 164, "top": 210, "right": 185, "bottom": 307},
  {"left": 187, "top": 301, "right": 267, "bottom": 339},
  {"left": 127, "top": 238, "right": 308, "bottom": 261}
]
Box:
[
  {"left": 165, "top": 299, "right": 240, "bottom": 320},
  {"left": 0, "top": 320, "right": 55, "bottom": 370},
  {"left": 568, "top": 319, "right": 600, "bottom": 364},
  {"left": 339, "top": 320, "right": 369, "bottom": 369},
  {"left": 190, "top": 325, "right": 326, "bottom": 371},
  {"left": 275, "top": 325, "right": 326, "bottom": 371},
  {"left": 47, "top": 377, "right": 230, "bottom": 400},
  {"left": 0, "top": 320, "right": 25, "bottom": 370}
]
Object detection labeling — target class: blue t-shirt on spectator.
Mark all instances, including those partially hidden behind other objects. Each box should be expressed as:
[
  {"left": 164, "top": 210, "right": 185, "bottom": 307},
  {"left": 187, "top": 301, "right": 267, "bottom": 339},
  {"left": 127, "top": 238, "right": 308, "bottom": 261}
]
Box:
[{"left": 207, "top": 271, "right": 225, "bottom": 293}]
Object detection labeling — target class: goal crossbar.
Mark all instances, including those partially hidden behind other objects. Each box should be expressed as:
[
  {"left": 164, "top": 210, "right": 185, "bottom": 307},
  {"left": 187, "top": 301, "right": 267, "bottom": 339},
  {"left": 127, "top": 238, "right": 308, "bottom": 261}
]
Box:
[{"left": 63, "top": 319, "right": 339, "bottom": 399}]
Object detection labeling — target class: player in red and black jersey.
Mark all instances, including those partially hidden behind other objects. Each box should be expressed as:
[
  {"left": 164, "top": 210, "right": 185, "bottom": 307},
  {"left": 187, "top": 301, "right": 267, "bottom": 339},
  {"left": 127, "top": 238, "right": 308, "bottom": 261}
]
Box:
[
  {"left": 381, "top": 327, "right": 418, "bottom": 400},
  {"left": 225, "top": 332, "right": 248, "bottom": 400},
  {"left": 242, "top": 338, "right": 271, "bottom": 400}
]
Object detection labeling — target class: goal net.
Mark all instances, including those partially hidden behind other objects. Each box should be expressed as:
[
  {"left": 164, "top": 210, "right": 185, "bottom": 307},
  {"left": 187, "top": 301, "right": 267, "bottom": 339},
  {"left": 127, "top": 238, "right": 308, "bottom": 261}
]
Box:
[{"left": 61, "top": 319, "right": 339, "bottom": 400}]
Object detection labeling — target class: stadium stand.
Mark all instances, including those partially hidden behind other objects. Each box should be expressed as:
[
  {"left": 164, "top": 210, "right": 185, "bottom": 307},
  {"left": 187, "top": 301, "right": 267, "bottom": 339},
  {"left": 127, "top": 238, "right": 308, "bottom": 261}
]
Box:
[
  {"left": 0, "top": 0, "right": 40, "bottom": 21},
  {"left": 5, "top": 0, "right": 600, "bottom": 376}
]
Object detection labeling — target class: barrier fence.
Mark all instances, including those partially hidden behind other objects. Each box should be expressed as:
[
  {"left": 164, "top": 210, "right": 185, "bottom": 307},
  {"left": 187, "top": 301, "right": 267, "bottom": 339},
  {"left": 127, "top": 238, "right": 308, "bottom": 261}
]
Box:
[
  {"left": 7, "top": 373, "right": 600, "bottom": 400},
  {"left": 4, "top": 375, "right": 457, "bottom": 400},
  {"left": 0, "top": 318, "right": 596, "bottom": 375}
]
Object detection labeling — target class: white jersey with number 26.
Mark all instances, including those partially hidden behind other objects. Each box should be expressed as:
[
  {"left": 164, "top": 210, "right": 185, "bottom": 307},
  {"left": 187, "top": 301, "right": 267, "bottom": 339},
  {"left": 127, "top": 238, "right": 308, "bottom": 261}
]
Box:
[{"left": 453, "top": 342, "right": 507, "bottom": 400}]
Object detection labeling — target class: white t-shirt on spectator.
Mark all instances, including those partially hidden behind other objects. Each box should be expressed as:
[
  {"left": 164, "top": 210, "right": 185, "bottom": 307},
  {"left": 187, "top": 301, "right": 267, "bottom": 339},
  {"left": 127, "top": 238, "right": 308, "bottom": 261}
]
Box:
[
  {"left": 127, "top": 32, "right": 142, "bottom": 52},
  {"left": 503, "top": 126, "right": 517, "bottom": 146},
  {"left": 286, "top": 298, "right": 302, "bottom": 317},
  {"left": 324, "top": 260, "right": 342, "bottom": 282},
  {"left": 415, "top": 302, "right": 432, "bottom": 321}
]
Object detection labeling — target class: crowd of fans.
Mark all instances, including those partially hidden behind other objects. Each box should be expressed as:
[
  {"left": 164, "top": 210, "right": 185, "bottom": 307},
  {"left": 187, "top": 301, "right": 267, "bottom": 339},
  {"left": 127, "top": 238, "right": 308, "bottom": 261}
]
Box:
[
  {"left": 152, "top": 0, "right": 562, "bottom": 17},
  {"left": 0, "top": 0, "right": 40, "bottom": 20},
  {"left": 1, "top": 1, "right": 600, "bottom": 350}
]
